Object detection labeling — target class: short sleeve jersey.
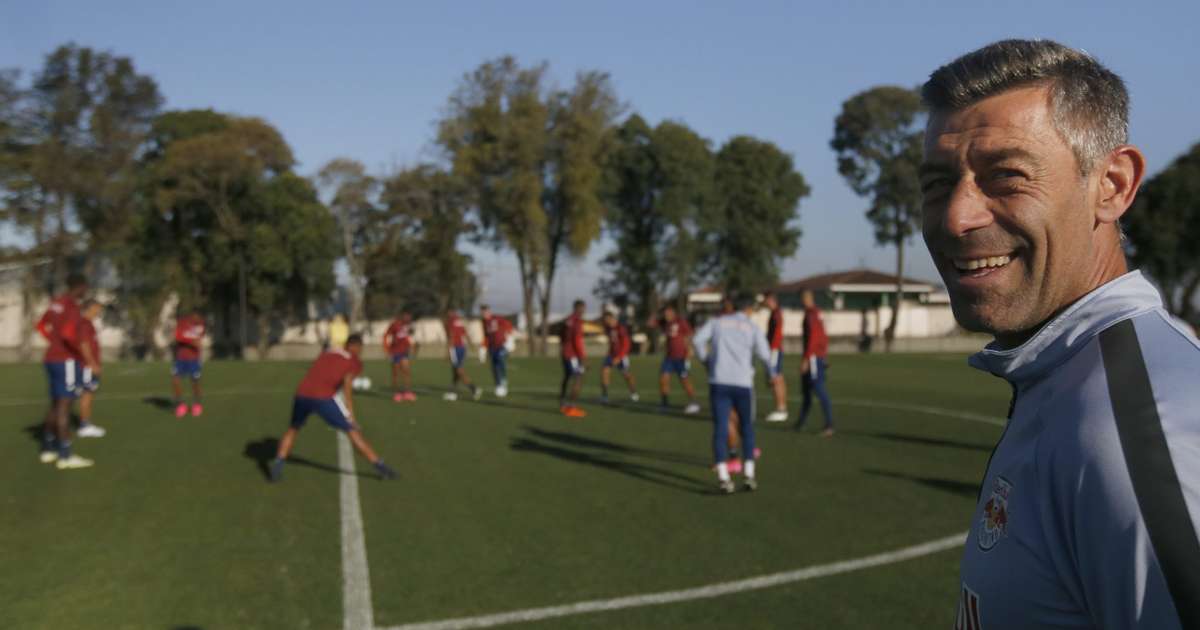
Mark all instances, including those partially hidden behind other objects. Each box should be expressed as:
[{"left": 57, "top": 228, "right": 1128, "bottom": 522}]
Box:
[
  {"left": 174, "top": 315, "right": 206, "bottom": 361},
  {"left": 606, "top": 322, "right": 631, "bottom": 359},
  {"left": 385, "top": 319, "right": 413, "bottom": 354},
  {"left": 296, "top": 349, "right": 363, "bottom": 399},
  {"left": 39, "top": 295, "right": 82, "bottom": 363},
  {"left": 445, "top": 315, "right": 468, "bottom": 348},
  {"left": 663, "top": 318, "right": 692, "bottom": 360}
]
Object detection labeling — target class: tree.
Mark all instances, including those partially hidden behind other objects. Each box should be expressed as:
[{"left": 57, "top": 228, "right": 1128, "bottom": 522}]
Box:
[
  {"left": 598, "top": 114, "right": 717, "bottom": 326},
  {"left": 712, "top": 136, "right": 809, "bottom": 293},
  {"left": 317, "top": 158, "right": 377, "bottom": 326},
  {"left": 831, "top": 86, "right": 925, "bottom": 350},
  {"left": 1126, "top": 142, "right": 1200, "bottom": 323},
  {"left": 438, "top": 57, "right": 619, "bottom": 354}
]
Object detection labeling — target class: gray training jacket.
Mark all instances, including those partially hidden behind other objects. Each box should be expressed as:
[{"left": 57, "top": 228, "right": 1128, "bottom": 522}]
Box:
[
  {"left": 956, "top": 271, "right": 1200, "bottom": 630},
  {"left": 692, "top": 312, "right": 774, "bottom": 389}
]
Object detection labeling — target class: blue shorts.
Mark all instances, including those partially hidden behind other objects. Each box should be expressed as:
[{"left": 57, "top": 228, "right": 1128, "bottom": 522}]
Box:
[
  {"left": 603, "top": 355, "right": 630, "bottom": 372},
  {"left": 449, "top": 345, "right": 466, "bottom": 369},
  {"left": 562, "top": 356, "right": 585, "bottom": 376},
  {"left": 661, "top": 357, "right": 690, "bottom": 378},
  {"left": 173, "top": 359, "right": 202, "bottom": 380},
  {"left": 391, "top": 352, "right": 410, "bottom": 364},
  {"left": 290, "top": 396, "right": 355, "bottom": 432},
  {"left": 81, "top": 366, "right": 100, "bottom": 392},
  {"left": 45, "top": 360, "right": 82, "bottom": 400}
]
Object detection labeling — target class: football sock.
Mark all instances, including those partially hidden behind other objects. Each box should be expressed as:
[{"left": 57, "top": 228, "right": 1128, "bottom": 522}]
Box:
[
  {"left": 716, "top": 462, "right": 731, "bottom": 482},
  {"left": 744, "top": 459, "right": 756, "bottom": 479},
  {"left": 57, "top": 439, "right": 72, "bottom": 458}
]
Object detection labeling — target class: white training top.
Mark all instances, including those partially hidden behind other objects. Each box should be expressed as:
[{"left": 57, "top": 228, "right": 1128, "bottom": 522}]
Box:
[{"left": 691, "top": 311, "right": 775, "bottom": 389}]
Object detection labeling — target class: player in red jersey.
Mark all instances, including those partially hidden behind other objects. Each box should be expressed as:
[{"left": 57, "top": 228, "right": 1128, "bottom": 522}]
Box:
[
  {"left": 795, "top": 289, "right": 834, "bottom": 437},
  {"left": 35, "top": 273, "right": 98, "bottom": 469},
  {"left": 443, "top": 309, "right": 481, "bottom": 401},
  {"left": 268, "top": 334, "right": 396, "bottom": 482},
  {"left": 479, "top": 305, "right": 514, "bottom": 397},
  {"left": 763, "top": 291, "right": 789, "bottom": 422},
  {"left": 75, "top": 299, "right": 107, "bottom": 438},
  {"left": 171, "top": 308, "right": 206, "bottom": 418},
  {"left": 558, "top": 300, "right": 587, "bottom": 417},
  {"left": 383, "top": 310, "right": 416, "bottom": 402},
  {"left": 600, "top": 311, "right": 638, "bottom": 403},
  {"left": 649, "top": 305, "right": 700, "bottom": 414}
]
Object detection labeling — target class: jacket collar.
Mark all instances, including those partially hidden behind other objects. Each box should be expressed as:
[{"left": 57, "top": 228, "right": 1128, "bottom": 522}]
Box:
[{"left": 968, "top": 271, "right": 1164, "bottom": 386}]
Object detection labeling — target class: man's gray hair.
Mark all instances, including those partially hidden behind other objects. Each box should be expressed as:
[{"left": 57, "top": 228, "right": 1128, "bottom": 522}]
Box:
[{"left": 921, "top": 39, "right": 1129, "bottom": 176}]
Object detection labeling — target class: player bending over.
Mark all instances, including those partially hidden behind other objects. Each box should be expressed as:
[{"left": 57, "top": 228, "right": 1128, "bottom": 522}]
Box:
[
  {"left": 171, "top": 307, "right": 206, "bottom": 418},
  {"left": 693, "top": 293, "right": 777, "bottom": 494},
  {"left": 269, "top": 334, "right": 396, "bottom": 482},
  {"left": 76, "top": 299, "right": 106, "bottom": 437},
  {"left": 443, "top": 309, "right": 481, "bottom": 401},
  {"left": 600, "top": 311, "right": 638, "bottom": 403},
  {"left": 35, "top": 273, "right": 97, "bottom": 469},
  {"left": 383, "top": 310, "right": 416, "bottom": 402},
  {"left": 649, "top": 305, "right": 700, "bottom": 414},
  {"left": 479, "top": 305, "right": 514, "bottom": 397},
  {"left": 558, "top": 300, "right": 587, "bottom": 418}
]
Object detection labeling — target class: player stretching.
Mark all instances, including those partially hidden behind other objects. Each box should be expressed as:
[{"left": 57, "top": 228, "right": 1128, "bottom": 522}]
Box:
[
  {"left": 650, "top": 305, "right": 700, "bottom": 414},
  {"left": 268, "top": 334, "right": 396, "bottom": 482},
  {"left": 443, "top": 309, "right": 481, "bottom": 401},
  {"left": 693, "top": 293, "right": 777, "bottom": 493},
  {"left": 35, "top": 273, "right": 97, "bottom": 469},
  {"left": 76, "top": 299, "right": 106, "bottom": 437},
  {"left": 600, "top": 311, "right": 638, "bottom": 403},
  {"left": 383, "top": 310, "right": 416, "bottom": 402},
  {"left": 479, "top": 305, "right": 514, "bottom": 397},
  {"left": 794, "top": 290, "right": 833, "bottom": 437},
  {"left": 763, "top": 291, "right": 789, "bottom": 422},
  {"left": 558, "top": 300, "right": 587, "bottom": 418},
  {"left": 171, "top": 308, "right": 206, "bottom": 418}
]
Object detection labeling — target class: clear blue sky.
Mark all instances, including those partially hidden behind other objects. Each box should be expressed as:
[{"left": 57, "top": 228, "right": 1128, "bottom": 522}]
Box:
[{"left": 4, "top": 0, "right": 1199, "bottom": 312}]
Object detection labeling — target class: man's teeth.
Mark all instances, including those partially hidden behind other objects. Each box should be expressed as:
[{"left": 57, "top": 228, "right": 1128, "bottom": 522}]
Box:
[{"left": 954, "top": 255, "right": 1012, "bottom": 271}]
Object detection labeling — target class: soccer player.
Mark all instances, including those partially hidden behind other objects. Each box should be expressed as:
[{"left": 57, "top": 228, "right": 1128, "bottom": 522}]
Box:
[
  {"left": 443, "top": 309, "right": 481, "bottom": 401},
  {"left": 692, "top": 292, "right": 776, "bottom": 493},
  {"left": 599, "top": 311, "right": 638, "bottom": 404},
  {"left": 922, "top": 40, "right": 1200, "bottom": 628},
  {"left": 763, "top": 291, "right": 789, "bottom": 422},
  {"left": 479, "top": 305, "right": 514, "bottom": 397},
  {"left": 268, "top": 334, "right": 396, "bottom": 482},
  {"left": 794, "top": 290, "right": 833, "bottom": 437},
  {"left": 171, "top": 308, "right": 206, "bottom": 418},
  {"left": 35, "top": 273, "right": 96, "bottom": 469},
  {"left": 76, "top": 299, "right": 106, "bottom": 438},
  {"left": 650, "top": 305, "right": 700, "bottom": 414},
  {"left": 383, "top": 310, "right": 416, "bottom": 402},
  {"left": 558, "top": 299, "right": 587, "bottom": 418}
]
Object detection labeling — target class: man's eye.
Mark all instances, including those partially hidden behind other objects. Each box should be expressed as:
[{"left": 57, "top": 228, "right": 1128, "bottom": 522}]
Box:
[{"left": 993, "top": 168, "right": 1022, "bottom": 180}]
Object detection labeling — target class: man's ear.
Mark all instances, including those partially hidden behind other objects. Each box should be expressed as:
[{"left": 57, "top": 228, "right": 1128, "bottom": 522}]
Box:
[{"left": 1095, "top": 144, "right": 1146, "bottom": 225}]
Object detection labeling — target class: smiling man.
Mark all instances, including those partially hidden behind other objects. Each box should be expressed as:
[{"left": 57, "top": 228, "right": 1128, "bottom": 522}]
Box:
[{"left": 920, "top": 40, "right": 1200, "bottom": 629}]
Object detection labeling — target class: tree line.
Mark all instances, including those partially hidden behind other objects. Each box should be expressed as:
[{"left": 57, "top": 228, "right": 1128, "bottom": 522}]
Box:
[{"left": 2, "top": 44, "right": 1194, "bottom": 360}]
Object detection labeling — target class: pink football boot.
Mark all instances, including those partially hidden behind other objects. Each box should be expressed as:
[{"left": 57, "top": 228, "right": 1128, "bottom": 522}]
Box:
[
  {"left": 191, "top": 403, "right": 203, "bottom": 417},
  {"left": 175, "top": 403, "right": 188, "bottom": 419}
]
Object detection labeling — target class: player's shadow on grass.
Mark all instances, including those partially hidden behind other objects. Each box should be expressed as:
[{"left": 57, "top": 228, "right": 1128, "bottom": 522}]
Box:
[
  {"left": 849, "top": 430, "right": 992, "bottom": 452},
  {"left": 243, "top": 437, "right": 372, "bottom": 480},
  {"left": 522, "top": 390, "right": 708, "bottom": 422},
  {"left": 143, "top": 396, "right": 175, "bottom": 411},
  {"left": 523, "top": 426, "right": 711, "bottom": 468},
  {"left": 864, "top": 469, "right": 980, "bottom": 498},
  {"left": 511, "top": 437, "right": 713, "bottom": 494}
]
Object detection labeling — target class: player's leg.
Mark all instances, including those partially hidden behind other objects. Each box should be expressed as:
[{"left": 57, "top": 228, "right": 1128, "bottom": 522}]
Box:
[
  {"left": 710, "top": 385, "right": 735, "bottom": 493},
  {"left": 189, "top": 367, "right": 203, "bottom": 416},
  {"left": 658, "top": 360, "right": 671, "bottom": 408},
  {"left": 680, "top": 367, "right": 700, "bottom": 414},
  {"left": 600, "top": 364, "right": 612, "bottom": 402},
  {"left": 726, "top": 409, "right": 742, "bottom": 474},
  {"left": 269, "top": 398, "right": 310, "bottom": 481},
  {"left": 171, "top": 365, "right": 187, "bottom": 418},
  {"left": 621, "top": 359, "right": 639, "bottom": 399},
  {"left": 76, "top": 373, "right": 105, "bottom": 437},
  {"left": 400, "top": 358, "right": 414, "bottom": 400},
  {"left": 51, "top": 362, "right": 90, "bottom": 469},
  {"left": 391, "top": 358, "right": 401, "bottom": 392},
  {"left": 454, "top": 348, "right": 480, "bottom": 399},
  {"left": 765, "top": 352, "right": 788, "bottom": 422},
  {"left": 321, "top": 398, "right": 397, "bottom": 479},
  {"left": 797, "top": 363, "right": 815, "bottom": 430},
  {"left": 813, "top": 358, "right": 834, "bottom": 436},
  {"left": 733, "top": 387, "right": 757, "bottom": 489}
]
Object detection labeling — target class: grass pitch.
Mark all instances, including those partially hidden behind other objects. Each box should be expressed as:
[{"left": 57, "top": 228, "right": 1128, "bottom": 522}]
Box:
[{"left": 0, "top": 353, "right": 1007, "bottom": 629}]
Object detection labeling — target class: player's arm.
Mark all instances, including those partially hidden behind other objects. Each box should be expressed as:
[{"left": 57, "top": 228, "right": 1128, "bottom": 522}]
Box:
[
  {"left": 800, "top": 315, "right": 813, "bottom": 373},
  {"left": 78, "top": 322, "right": 101, "bottom": 374},
  {"left": 35, "top": 310, "right": 53, "bottom": 340},
  {"left": 382, "top": 327, "right": 393, "bottom": 354},
  {"left": 753, "top": 326, "right": 776, "bottom": 377},
  {"left": 342, "top": 374, "right": 357, "bottom": 426},
  {"left": 691, "top": 321, "right": 713, "bottom": 363}
]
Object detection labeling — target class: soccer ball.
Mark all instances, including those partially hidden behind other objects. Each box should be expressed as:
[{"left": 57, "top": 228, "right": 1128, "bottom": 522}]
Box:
[
  {"left": 352, "top": 376, "right": 372, "bottom": 391},
  {"left": 495, "top": 384, "right": 508, "bottom": 398}
]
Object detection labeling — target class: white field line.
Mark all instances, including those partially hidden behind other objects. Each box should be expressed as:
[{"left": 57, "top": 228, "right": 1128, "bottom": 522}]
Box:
[
  {"left": 339, "top": 431, "right": 375, "bottom": 630},
  {"left": 838, "top": 398, "right": 1006, "bottom": 427},
  {"left": 377, "top": 532, "right": 968, "bottom": 630}
]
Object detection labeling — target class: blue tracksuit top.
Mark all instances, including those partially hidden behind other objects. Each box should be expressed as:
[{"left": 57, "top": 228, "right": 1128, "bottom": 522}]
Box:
[{"left": 956, "top": 271, "right": 1200, "bottom": 630}]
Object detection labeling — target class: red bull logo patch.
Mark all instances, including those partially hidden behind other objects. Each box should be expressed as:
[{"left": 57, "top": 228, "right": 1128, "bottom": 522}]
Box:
[{"left": 978, "top": 476, "right": 1011, "bottom": 551}]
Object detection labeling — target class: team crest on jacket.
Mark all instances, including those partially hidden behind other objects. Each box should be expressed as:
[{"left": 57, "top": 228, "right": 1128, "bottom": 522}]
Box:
[{"left": 978, "top": 476, "right": 1012, "bottom": 551}]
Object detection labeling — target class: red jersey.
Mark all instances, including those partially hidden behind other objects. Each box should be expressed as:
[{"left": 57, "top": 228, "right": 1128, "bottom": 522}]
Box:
[
  {"left": 79, "top": 318, "right": 101, "bottom": 366},
  {"left": 445, "top": 315, "right": 468, "bottom": 348},
  {"left": 605, "top": 322, "right": 631, "bottom": 359},
  {"left": 561, "top": 313, "right": 586, "bottom": 359},
  {"left": 766, "top": 308, "right": 784, "bottom": 351},
  {"left": 174, "top": 315, "right": 206, "bottom": 361},
  {"left": 296, "top": 349, "right": 363, "bottom": 399},
  {"left": 802, "top": 307, "right": 829, "bottom": 360},
  {"left": 37, "top": 294, "right": 82, "bottom": 362},
  {"left": 661, "top": 318, "right": 692, "bottom": 360},
  {"left": 384, "top": 318, "right": 414, "bottom": 354},
  {"left": 482, "top": 315, "right": 513, "bottom": 350}
]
